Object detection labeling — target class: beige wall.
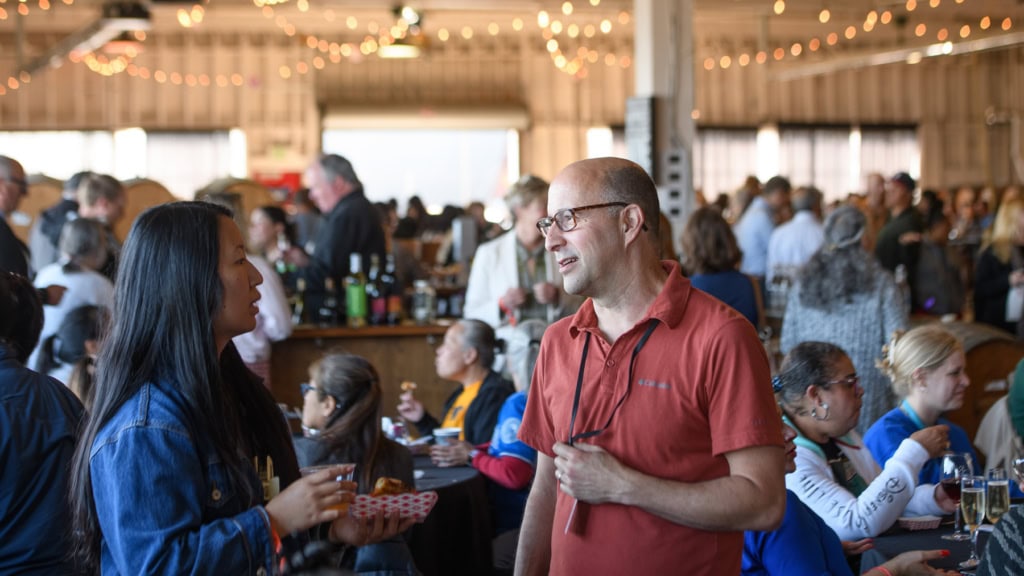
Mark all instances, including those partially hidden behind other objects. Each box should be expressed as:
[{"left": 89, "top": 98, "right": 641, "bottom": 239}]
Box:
[
  {"left": 0, "top": 30, "right": 634, "bottom": 183},
  {"left": 2, "top": 26, "right": 1022, "bottom": 189},
  {"left": 695, "top": 47, "right": 1024, "bottom": 188}
]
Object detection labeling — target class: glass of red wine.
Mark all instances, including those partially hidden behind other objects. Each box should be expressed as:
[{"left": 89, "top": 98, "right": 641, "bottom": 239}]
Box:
[{"left": 940, "top": 451, "right": 974, "bottom": 541}]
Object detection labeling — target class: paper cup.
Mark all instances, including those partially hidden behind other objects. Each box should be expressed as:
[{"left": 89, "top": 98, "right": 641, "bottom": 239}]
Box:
[{"left": 432, "top": 427, "right": 462, "bottom": 446}]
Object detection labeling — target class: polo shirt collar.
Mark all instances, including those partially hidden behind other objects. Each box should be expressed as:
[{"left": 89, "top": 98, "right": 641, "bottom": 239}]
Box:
[{"left": 568, "top": 260, "right": 689, "bottom": 338}]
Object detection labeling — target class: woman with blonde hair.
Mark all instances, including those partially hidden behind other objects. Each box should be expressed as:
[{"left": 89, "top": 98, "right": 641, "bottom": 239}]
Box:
[
  {"left": 974, "top": 197, "right": 1024, "bottom": 333},
  {"left": 864, "top": 325, "right": 977, "bottom": 485}
]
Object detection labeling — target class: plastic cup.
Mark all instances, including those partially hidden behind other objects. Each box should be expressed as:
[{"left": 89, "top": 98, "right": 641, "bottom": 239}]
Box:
[
  {"left": 300, "top": 463, "right": 356, "bottom": 513},
  {"left": 433, "top": 427, "right": 461, "bottom": 446}
]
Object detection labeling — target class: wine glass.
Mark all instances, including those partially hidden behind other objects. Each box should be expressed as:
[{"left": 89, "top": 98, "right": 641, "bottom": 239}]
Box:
[
  {"left": 987, "top": 467, "right": 1010, "bottom": 524},
  {"left": 959, "top": 475, "right": 986, "bottom": 570},
  {"left": 940, "top": 452, "right": 974, "bottom": 541},
  {"left": 1012, "top": 457, "right": 1024, "bottom": 486}
]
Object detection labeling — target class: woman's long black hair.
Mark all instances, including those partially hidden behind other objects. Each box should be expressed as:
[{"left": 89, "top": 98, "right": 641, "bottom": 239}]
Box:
[
  {"left": 310, "top": 353, "right": 393, "bottom": 493},
  {"left": 68, "top": 202, "right": 299, "bottom": 573}
]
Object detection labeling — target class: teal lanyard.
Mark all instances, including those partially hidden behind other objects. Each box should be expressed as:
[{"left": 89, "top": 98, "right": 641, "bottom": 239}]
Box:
[{"left": 899, "top": 399, "right": 927, "bottom": 431}]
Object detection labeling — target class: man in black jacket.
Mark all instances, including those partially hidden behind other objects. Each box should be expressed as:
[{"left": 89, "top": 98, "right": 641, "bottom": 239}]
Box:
[
  {"left": 0, "top": 156, "right": 30, "bottom": 277},
  {"left": 301, "top": 154, "right": 386, "bottom": 310}
]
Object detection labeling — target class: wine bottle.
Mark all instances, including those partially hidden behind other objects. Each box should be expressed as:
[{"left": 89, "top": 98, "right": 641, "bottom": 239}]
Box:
[
  {"left": 382, "top": 254, "right": 402, "bottom": 325},
  {"left": 291, "top": 278, "right": 307, "bottom": 326},
  {"left": 345, "top": 253, "right": 367, "bottom": 328},
  {"left": 366, "top": 254, "right": 385, "bottom": 326},
  {"left": 318, "top": 278, "right": 339, "bottom": 327}
]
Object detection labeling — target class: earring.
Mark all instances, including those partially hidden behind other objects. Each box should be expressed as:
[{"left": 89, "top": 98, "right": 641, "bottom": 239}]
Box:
[{"left": 811, "top": 402, "right": 830, "bottom": 421}]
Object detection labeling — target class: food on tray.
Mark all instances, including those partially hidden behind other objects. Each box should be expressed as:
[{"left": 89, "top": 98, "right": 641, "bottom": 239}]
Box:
[{"left": 370, "top": 477, "right": 414, "bottom": 497}]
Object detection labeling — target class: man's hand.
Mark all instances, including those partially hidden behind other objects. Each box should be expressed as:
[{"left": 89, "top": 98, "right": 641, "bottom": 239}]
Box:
[
  {"left": 42, "top": 284, "right": 66, "bottom": 306},
  {"left": 533, "top": 282, "right": 559, "bottom": 305},
  {"left": 500, "top": 287, "right": 527, "bottom": 310},
  {"left": 552, "top": 442, "right": 633, "bottom": 505},
  {"left": 431, "top": 441, "right": 472, "bottom": 468}
]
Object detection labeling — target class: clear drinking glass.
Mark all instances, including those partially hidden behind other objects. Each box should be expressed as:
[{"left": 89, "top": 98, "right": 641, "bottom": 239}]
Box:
[
  {"left": 959, "top": 475, "right": 986, "bottom": 570},
  {"left": 987, "top": 467, "right": 1010, "bottom": 524},
  {"left": 940, "top": 452, "right": 974, "bottom": 541}
]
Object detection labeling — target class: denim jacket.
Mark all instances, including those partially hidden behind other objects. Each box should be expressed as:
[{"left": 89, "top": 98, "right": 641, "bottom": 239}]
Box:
[{"left": 90, "top": 380, "right": 275, "bottom": 575}]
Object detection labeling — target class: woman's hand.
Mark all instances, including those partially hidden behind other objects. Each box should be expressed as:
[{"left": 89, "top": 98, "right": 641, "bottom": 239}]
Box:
[
  {"left": 328, "top": 509, "right": 417, "bottom": 546},
  {"left": 909, "top": 425, "right": 950, "bottom": 459},
  {"left": 876, "top": 549, "right": 957, "bottom": 575},
  {"left": 264, "top": 466, "right": 356, "bottom": 535},
  {"left": 932, "top": 483, "right": 959, "bottom": 513},
  {"left": 397, "top": 392, "right": 424, "bottom": 423},
  {"left": 842, "top": 538, "right": 874, "bottom": 556},
  {"left": 430, "top": 441, "right": 473, "bottom": 468}
]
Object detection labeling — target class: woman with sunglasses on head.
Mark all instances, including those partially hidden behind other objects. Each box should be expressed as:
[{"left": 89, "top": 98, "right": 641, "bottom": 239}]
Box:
[
  {"left": 295, "top": 352, "right": 418, "bottom": 575},
  {"left": 776, "top": 341, "right": 956, "bottom": 541},
  {"left": 864, "top": 326, "right": 977, "bottom": 486},
  {"left": 68, "top": 202, "right": 409, "bottom": 575}
]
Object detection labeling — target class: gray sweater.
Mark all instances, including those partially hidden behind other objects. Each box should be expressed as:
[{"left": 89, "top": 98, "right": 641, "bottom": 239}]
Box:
[{"left": 781, "top": 269, "right": 908, "bottom": 434}]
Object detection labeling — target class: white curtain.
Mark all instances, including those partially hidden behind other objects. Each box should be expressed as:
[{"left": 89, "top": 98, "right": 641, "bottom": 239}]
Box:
[
  {"left": 0, "top": 131, "right": 114, "bottom": 178},
  {"left": 860, "top": 128, "right": 920, "bottom": 186},
  {"left": 146, "top": 132, "right": 234, "bottom": 200},
  {"left": 779, "top": 127, "right": 852, "bottom": 202},
  {"left": 693, "top": 128, "right": 758, "bottom": 203}
]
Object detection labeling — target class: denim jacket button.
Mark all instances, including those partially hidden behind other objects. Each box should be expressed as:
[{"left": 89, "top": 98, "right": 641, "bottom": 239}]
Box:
[{"left": 211, "top": 488, "right": 222, "bottom": 502}]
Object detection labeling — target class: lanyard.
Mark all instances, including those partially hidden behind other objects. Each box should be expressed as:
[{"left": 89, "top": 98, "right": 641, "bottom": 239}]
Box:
[
  {"left": 899, "top": 399, "right": 927, "bottom": 431},
  {"left": 567, "top": 319, "right": 659, "bottom": 446}
]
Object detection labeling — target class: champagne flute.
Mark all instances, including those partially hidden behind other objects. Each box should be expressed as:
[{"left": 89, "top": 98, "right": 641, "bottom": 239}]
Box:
[
  {"left": 987, "top": 467, "right": 1010, "bottom": 524},
  {"left": 1012, "top": 457, "right": 1024, "bottom": 486},
  {"left": 940, "top": 451, "right": 973, "bottom": 541},
  {"left": 959, "top": 475, "right": 986, "bottom": 570}
]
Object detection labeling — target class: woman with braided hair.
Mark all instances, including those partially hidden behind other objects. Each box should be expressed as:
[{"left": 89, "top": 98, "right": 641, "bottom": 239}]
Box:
[
  {"left": 775, "top": 341, "right": 956, "bottom": 540},
  {"left": 781, "top": 204, "right": 909, "bottom": 434}
]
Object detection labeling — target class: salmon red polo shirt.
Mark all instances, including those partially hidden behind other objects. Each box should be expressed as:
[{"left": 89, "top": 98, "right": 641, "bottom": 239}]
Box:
[{"left": 519, "top": 260, "right": 784, "bottom": 576}]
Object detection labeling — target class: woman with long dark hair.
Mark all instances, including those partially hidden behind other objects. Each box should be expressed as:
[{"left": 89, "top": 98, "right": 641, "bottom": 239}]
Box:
[
  {"left": 295, "top": 353, "right": 418, "bottom": 575},
  {"left": 296, "top": 353, "right": 415, "bottom": 492},
  {"left": 69, "top": 202, "right": 408, "bottom": 574}
]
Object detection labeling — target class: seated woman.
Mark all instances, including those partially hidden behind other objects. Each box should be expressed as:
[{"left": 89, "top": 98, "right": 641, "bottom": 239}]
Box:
[
  {"left": 864, "top": 325, "right": 978, "bottom": 486},
  {"left": 293, "top": 352, "right": 418, "bottom": 576},
  {"left": 68, "top": 202, "right": 408, "bottom": 575},
  {"left": 744, "top": 403, "right": 959, "bottom": 576},
  {"left": 680, "top": 206, "right": 761, "bottom": 328},
  {"left": 438, "top": 320, "right": 546, "bottom": 536},
  {"left": 29, "top": 218, "right": 113, "bottom": 371},
  {"left": 34, "top": 304, "right": 107, "bottom": 399},
  {"left": 0, "top": 272, "right": 86, "bottom": 575},
  {"left": 398, "top": 319, "right": 514, "bottom": 447},
  {"left": 774, "top": 341, "right": 955, "bottom": 540},
  {"left": 294, "top": 352, "right": 414, "bottom": 489}
]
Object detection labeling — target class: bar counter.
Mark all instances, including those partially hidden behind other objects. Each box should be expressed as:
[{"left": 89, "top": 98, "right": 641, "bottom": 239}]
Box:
[{"left": 270, "top": 323, "right": 457, "bottom": 422}]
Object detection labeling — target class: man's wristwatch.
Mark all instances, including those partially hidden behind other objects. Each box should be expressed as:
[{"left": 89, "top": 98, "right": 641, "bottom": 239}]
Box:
[{"left": 468, "top": 449, "right": 481, "bottom": 464}]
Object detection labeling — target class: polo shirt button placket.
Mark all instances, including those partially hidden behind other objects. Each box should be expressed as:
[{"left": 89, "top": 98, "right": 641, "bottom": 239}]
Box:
[{"left": 606, "top": 360, "right": 615, "bottom": 367}]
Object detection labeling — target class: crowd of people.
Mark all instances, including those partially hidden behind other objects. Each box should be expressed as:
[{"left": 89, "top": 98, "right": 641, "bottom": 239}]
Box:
[{"left": 1, "top": 150, "right": 1023, "bottom": 576}]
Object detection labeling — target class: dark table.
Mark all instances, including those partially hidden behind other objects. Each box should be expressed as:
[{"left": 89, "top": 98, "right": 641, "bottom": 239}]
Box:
[
  {"left": 410, "top": 455, "right": 494, "bottom": 576},
  {"left": 861, "top": 521, "right": 991, "bottom": 573}
]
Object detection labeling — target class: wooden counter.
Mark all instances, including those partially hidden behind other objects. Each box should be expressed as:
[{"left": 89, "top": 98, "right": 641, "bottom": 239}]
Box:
[{"left": 270, "top": 323, "right": 459, "bottom": 425}]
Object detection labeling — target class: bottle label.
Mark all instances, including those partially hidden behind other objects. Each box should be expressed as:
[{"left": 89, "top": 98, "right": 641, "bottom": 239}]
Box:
[
  {"left": 346, "top": 284, "right": 367, "bottom": 319},
  {"left": 371, "top": 297, "right": 387, "bottom": 319}
]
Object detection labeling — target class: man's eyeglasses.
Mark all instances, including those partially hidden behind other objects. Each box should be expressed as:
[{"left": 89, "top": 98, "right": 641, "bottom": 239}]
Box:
[
  {"left": 823, "top": 374, "right": 860, "bottom": 390},
  {"left": 536, "top": 202, "right": 648, "bottom": 237},
  {"left": 300, "top": 382, "right": 316, "bottom": 396}
]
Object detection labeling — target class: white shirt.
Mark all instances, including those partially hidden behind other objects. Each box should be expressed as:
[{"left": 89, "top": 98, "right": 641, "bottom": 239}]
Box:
[
  {"left": 29, "top": 263, "right": 114, "bottom": 373},
  {"left": 232, "top": 254, "right": 292, "bottom": 364},
  {"left": 734, "top": 197, "right": 774, "bottom": 276},
  {"left": 766, "top": 210, "right": 824, "bottom": 284},
  {"left": 787, "top": 428, "right": 944, "bottom": 540}
]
